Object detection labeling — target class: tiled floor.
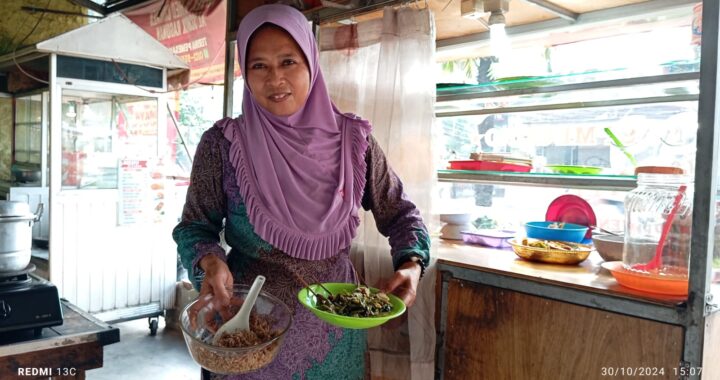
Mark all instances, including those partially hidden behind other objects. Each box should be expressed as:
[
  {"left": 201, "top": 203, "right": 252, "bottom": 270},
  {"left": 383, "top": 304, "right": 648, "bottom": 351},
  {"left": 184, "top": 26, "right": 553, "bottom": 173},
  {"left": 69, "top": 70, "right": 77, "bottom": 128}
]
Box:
[{"left": 87, "top": 317, "right": 200, "bottom": 380}]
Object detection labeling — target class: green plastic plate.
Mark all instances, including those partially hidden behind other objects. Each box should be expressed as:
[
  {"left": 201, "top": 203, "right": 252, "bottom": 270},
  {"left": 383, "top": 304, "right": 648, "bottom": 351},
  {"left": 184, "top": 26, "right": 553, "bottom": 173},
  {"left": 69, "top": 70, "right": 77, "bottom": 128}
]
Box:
[
  {"left": 546, "top": 165, "right": 604, "bottom": 175},
  {"left": 297, "top": 283, "right": 406, "bottom": 329},
  {"left": 494, "top": 76, "right": 558, "bottom": 90}
]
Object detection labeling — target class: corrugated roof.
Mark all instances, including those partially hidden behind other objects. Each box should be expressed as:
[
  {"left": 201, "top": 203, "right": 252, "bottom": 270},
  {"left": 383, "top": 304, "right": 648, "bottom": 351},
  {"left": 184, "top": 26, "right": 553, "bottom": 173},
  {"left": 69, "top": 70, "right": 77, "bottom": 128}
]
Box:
[{"left": 0, "top": 13, "right": 188, "bottom": 71}]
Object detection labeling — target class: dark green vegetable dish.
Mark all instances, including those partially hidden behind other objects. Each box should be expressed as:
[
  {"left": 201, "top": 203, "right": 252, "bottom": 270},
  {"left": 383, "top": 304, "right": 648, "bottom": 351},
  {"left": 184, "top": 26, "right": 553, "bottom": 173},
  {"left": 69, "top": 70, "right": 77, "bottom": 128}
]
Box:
[{"left": 315, "top": 286, "right": 393, "bottom": 317}]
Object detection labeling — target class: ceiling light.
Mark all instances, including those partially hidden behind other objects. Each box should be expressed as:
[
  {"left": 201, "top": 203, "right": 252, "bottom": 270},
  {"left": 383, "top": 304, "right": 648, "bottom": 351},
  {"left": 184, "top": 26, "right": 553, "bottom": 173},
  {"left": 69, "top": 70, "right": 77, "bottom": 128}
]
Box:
[{"left": 460, "top": 0, "right": 510, "bottom": 18}]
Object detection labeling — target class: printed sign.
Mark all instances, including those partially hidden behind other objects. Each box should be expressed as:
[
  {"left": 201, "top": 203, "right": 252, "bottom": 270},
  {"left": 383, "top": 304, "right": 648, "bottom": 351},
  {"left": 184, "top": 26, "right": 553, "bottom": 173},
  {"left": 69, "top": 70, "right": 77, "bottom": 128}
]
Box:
[{"left": 118, "top": 159, "right": 150, "bottom": 225}]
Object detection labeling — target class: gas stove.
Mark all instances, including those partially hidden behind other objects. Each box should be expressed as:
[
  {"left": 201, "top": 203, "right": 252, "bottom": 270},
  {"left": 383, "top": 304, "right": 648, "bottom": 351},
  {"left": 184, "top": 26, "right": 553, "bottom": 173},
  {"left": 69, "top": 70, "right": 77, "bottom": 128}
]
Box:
[{"left": 0, "top": 264, "right": 63, "bottom": 336}]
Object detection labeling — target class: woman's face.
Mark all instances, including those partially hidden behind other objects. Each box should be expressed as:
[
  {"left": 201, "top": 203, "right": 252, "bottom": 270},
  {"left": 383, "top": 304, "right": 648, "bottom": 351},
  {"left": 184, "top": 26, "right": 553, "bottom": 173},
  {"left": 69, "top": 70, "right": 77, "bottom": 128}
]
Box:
[{"left": 246, "top": 26, "right": 311, "bottom": 116}]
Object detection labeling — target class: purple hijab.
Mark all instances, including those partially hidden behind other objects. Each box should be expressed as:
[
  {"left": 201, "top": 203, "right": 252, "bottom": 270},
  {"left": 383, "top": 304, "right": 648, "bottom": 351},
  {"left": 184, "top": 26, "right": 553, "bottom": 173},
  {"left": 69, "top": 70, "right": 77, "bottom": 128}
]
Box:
[{"left": 221, "top": 4, "right": 371, "bottom": 260}]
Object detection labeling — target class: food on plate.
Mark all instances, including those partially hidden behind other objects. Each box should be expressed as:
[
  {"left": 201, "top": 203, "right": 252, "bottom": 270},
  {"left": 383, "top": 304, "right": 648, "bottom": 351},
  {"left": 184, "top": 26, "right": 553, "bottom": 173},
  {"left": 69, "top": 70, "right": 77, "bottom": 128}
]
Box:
[
  {"left": 316, "top": 286, "right": 393, "bottom": 317},
  {"left": 547, "top": 222, "right": 566, "bottom": 229}
]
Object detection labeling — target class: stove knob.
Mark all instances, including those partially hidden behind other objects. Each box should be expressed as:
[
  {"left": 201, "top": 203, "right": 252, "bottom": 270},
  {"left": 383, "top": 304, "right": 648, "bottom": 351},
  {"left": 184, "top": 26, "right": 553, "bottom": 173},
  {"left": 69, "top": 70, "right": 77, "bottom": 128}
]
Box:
[{"left": 0, "top": 300, "right": 10, "bottom": 319}]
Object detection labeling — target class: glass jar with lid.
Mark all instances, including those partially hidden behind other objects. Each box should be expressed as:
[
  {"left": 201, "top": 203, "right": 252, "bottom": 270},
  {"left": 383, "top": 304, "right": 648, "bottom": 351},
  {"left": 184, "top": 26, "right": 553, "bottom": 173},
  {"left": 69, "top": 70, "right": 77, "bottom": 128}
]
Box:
[{"left": 623, "top": 173, "right": 693, "bottom": 277}]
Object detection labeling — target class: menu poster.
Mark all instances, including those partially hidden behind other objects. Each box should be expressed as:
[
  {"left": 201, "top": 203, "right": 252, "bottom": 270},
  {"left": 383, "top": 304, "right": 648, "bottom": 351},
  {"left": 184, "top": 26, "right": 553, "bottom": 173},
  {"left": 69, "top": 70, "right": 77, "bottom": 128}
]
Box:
[{"left": 118, "top": 159, "right": 150, "bottom": 226}]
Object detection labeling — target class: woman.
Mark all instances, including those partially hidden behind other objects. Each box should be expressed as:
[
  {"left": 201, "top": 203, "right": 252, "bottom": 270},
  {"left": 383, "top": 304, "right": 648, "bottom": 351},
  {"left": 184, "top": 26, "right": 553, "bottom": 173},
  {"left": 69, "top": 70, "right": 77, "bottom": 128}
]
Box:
[{"left": 173, "top": 4, "right": 430, "bottom": 379}]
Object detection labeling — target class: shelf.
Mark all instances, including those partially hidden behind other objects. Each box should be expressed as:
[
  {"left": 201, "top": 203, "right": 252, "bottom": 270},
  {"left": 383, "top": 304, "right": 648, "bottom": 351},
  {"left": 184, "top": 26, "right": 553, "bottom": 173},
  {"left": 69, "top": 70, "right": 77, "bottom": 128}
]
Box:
[
  {"left": 438, "top": 170, "right": 637, "bottom": 191},
  {"left": 436, "top": 72, "right": 700, "bottom": 102},
  {"left": 435, "top": 72, "right": 699, "bottom": 117},
  {"left": 436, "top": 94, "right": 698, "bottom": 117}
]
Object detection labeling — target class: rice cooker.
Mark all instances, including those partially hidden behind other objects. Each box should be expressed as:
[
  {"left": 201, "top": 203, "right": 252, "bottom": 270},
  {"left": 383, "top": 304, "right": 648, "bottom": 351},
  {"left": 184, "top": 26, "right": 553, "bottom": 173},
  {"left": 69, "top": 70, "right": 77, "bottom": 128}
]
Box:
[{"left": 0, "top": 201, "right": 43, "bottom": 272}]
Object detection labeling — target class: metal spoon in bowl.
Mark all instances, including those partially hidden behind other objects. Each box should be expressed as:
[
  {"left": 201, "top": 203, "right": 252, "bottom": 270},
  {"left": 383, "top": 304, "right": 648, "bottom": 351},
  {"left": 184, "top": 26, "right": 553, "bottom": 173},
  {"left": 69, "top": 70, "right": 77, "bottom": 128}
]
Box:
[
  {"left": 590, "top": 225, "right": 621, "bottom": 236},
  {"left": 212, "top": 275, "right": 265, "bottom": 344}
]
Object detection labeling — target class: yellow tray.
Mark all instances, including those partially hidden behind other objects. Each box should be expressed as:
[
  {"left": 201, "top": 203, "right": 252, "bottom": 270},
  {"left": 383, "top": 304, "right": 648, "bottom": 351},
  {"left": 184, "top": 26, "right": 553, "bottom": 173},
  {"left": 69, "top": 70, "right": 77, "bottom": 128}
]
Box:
[{"left": 508, "top": 238, "right": 592, "bottom": 265}]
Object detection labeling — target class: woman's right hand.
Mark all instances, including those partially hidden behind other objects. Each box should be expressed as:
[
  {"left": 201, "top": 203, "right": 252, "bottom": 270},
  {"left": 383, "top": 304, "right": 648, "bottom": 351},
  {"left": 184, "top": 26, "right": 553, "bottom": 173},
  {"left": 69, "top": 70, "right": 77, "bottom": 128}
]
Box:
[
  {"left": 199, "top": 254, "right": 234, "bottom": 303},
  {"left": 189, "top": 254, "right": 234, "bottom": 330}
]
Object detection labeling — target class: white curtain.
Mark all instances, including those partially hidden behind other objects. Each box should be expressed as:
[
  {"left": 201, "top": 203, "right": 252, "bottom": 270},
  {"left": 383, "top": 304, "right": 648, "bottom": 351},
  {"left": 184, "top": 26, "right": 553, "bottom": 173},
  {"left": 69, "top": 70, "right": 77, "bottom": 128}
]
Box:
[{"left": 320, "top": 6, "right": 437, "bottom": 380}]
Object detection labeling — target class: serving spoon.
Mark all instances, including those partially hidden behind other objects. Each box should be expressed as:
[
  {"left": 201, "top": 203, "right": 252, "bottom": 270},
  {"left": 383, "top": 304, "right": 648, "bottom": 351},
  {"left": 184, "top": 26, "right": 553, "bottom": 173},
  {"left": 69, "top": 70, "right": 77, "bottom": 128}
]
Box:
[
  {"left": 212, "top": 275, "right": 265, "bottom": 344},
  {"left": 590, "top": 225, "right": 621, "bottom": 236}
]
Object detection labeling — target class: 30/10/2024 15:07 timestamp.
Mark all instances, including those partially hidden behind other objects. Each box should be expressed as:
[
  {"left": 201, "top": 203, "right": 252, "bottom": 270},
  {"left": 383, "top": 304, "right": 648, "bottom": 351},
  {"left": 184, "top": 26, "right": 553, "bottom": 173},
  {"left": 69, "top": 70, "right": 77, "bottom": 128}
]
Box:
[{"left": 601, "top": 366, "right": 702, "bottom": 377}]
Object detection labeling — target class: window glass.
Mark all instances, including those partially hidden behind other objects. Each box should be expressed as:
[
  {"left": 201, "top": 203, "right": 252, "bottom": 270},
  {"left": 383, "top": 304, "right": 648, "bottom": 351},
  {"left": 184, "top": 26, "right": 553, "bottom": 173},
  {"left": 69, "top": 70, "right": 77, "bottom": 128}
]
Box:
[
  {"left": 61, "top": 90, "right": 158, "bottom": 189},
  {"left": 14, "top": 94, "right": 42, "bottom": 165},
  {"left": 437, "top": 182, "right": 626, "bottom": 236},
  {"left": 435, "top": 8, "right": 699, "bottom": 237},
  {"left": 166, "top": 85, "right": 225, "bottom": 177},
  {"left": 437, "top": 102, "right": 698, "bottom": 176},
  {"left": 436, "top": 14, "right": 698, "bottom": 86},
  {"left": 713, "top": 178, "right": 720, "bottom": 301},
  {"left": 232, "top": 75, "right": 244, "bottom": 118},
  {"left": 57, "top": 56, "right": 164, "bottom": 88}
]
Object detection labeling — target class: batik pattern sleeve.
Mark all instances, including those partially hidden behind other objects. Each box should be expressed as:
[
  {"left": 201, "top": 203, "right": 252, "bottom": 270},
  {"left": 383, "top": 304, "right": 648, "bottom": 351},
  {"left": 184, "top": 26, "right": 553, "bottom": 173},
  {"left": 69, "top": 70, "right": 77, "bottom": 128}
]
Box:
[
  {"left": 172, "top": 127, "right": 228, "bottom": 290},
  {"left": 361, "top": 135, "right": 431, "bottom": 273}
]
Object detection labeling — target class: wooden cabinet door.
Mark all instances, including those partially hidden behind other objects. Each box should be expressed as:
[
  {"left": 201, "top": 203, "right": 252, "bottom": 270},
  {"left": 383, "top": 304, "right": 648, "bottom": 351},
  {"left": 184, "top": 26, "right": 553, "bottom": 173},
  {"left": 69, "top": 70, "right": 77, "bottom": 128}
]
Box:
[{"left": 440, "top": 278, "right": 683, "bottom": 380}]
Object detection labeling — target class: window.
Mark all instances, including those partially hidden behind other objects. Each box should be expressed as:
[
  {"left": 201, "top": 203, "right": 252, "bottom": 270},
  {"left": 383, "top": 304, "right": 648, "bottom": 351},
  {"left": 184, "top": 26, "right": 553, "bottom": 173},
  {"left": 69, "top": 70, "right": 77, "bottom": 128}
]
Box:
[
  {"left": 434, "top": 9, "right": 698, "bottom": 237},
  {"left": 14, "top": 94, "right": 43, "bottom": 165},
  {"left": 61, "top": 90, "right": 158, "bottom": 189}
]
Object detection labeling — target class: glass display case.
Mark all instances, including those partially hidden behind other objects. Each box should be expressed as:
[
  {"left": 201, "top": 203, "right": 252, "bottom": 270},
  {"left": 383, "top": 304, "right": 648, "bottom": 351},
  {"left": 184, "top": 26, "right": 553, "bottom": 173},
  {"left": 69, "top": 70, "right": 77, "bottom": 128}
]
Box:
[
  {"left": 433, "top": 3, "right": 719, "bottom": 376},
  {"left": 434, "top": 64, "right": 720, "bottom": 284}
]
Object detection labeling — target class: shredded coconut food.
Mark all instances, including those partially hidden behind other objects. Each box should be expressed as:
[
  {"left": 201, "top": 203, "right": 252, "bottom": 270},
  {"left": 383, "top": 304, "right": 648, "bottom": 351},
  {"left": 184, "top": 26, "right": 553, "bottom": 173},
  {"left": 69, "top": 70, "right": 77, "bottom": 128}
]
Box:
[{"left": 189, "top": 313, "right": 283, "bottom": 374}]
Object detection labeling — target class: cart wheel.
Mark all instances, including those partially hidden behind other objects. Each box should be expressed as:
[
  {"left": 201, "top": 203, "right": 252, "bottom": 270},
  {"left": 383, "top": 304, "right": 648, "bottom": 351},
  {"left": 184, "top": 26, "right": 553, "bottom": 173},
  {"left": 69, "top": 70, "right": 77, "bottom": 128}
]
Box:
[{"left": 148, "top": 317, "right": 159, "bottom": 336}]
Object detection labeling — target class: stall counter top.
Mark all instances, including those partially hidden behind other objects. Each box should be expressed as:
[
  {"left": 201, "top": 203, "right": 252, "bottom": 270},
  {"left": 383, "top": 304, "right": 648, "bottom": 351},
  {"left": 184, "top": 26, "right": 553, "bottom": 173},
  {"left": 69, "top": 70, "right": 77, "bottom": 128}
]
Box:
[
  {"left": 434, "top": 239, "right": 687, "bottom": 308},
  {"left": 0, "top": 299, "right": 120, "bottom": 378}
]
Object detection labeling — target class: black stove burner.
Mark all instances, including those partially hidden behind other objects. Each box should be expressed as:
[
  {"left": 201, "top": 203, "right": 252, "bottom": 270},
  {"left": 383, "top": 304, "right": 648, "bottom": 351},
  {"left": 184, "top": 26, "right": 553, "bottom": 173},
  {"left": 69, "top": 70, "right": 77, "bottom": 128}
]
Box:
[
  {"left": 0, "top": 264, "right": 36, "bottom": 289},
  {"left": 0, "top": 266, "right": 63, "bottom": 336}
]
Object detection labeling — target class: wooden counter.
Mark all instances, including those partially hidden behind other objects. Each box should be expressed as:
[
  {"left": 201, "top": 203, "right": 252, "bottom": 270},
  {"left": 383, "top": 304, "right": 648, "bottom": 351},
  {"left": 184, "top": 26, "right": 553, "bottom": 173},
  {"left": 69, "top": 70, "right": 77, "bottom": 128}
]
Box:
[
  {"left": 434, "top": 240, "right": 691, "bottom": 380},
  {"left": 436, "top": 240, "right": 687, "bottom": 307},
  {"left": 0, "top": 300, "right": 120, "bottom": 379}
]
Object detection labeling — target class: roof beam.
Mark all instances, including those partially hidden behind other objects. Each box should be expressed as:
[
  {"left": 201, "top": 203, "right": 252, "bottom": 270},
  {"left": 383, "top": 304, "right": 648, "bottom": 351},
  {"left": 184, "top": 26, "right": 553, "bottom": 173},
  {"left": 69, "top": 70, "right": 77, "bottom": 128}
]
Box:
[
  {"left": 22, "top": 6, "right": 104, "bottom": 19},
  {"left": 67, "top": 0, "right": 107, "bottom": 15},
  {"left": 304, "top": 0, "right": 405, "bottom": 25},
  {"left": 522, "top": 0, "right": 578, "bottom": 22},
  {"left": 104, "top": 0, "right": 153, "bottom": 14}
]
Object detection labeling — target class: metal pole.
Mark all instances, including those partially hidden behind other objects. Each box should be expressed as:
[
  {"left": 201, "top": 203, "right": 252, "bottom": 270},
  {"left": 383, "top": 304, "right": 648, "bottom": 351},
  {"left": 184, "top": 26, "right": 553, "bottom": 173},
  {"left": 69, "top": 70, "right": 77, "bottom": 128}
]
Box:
[
  {"left": 687, "top": 0, "right": 719, "bottom": 377},
  {"left": 222, "top": 0, "right": 237, "bottom": 118},
  {"left": 521, "top": 0, "right": 578, "bottom": 21}
]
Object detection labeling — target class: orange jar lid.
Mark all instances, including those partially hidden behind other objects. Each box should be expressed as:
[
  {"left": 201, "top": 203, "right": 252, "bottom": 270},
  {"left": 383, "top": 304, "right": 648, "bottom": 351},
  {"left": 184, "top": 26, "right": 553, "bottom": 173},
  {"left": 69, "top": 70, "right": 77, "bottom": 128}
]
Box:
[{"left": 634, "top": 166, "right": 685, "bottom": 175}]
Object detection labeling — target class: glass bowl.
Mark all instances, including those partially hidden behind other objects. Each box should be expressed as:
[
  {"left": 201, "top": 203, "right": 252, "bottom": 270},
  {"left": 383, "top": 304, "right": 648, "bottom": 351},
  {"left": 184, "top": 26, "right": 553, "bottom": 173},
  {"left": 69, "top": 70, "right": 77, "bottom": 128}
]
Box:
[{"left": 180, "top": 284, "right": 293, "bottom": 375}]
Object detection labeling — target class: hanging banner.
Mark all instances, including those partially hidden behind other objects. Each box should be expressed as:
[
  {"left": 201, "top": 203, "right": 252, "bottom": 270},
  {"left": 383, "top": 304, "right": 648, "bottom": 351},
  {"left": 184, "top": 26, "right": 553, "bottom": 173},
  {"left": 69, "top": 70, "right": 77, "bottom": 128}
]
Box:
[{"left": 125, "top": 0, "right": 237, "bottom": 84}]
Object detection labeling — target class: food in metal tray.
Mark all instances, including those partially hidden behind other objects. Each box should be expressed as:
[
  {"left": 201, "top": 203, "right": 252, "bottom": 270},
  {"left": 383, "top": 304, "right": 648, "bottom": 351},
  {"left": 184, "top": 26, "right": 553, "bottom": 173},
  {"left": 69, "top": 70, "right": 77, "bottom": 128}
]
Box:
[
  {"left": 511, "top": 238, "right": 592, "bottom": 264},
  {"left": 522, "top": 238, "right": 581, "bottom": 251}
]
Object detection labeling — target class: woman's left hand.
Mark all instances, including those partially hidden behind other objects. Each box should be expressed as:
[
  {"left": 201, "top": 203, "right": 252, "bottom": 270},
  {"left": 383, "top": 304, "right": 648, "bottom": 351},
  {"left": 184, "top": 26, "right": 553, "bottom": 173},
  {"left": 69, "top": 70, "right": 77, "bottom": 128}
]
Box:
[{"left": 382, "top": 260, "right": 422, "bottom": 307}]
